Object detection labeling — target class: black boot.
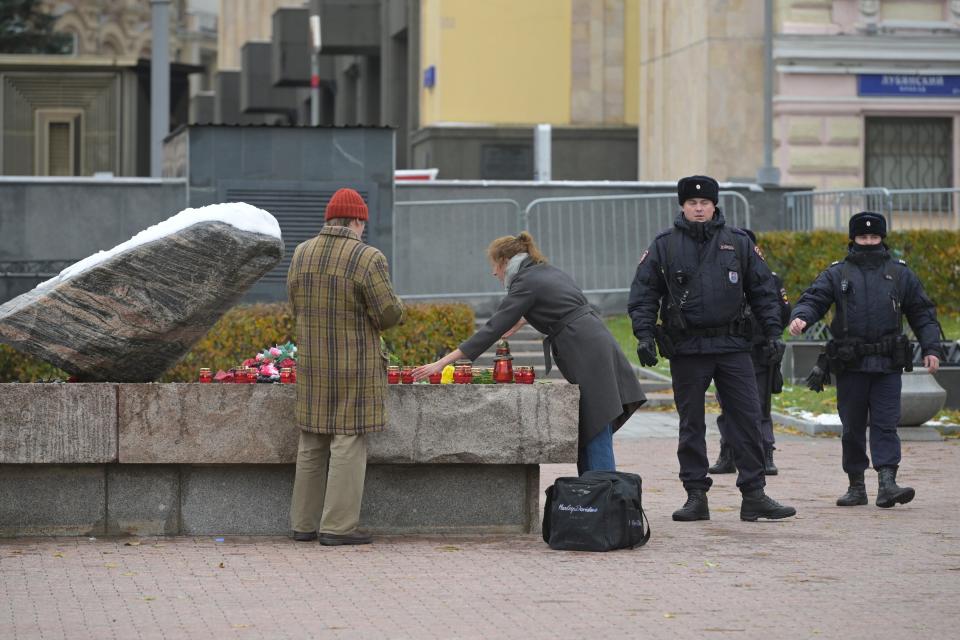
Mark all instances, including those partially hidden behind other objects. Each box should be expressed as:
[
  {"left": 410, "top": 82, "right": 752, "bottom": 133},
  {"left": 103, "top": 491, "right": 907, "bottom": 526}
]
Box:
[
  {"left": 764, "top": 446, "right": 778, "bottom": 476},
  {"left": 740, "top": 489, "right": 796, "bottom": 521},
  {"left": 672, "top": 489, "right": 710, "bottom": 521},
  {"left": 708, "top": 443, "right": 736, "bottom": 474},
  {"left": 836, "top": 472, "right": 868, "bottom": 506},
  {"left": 876, "top": 466, "right": 915, "bottom": 508}
]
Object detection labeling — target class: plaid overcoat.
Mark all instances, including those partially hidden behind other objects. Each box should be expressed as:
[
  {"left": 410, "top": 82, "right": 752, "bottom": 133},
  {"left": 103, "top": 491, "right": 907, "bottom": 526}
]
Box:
[{"left": 287, "top": 226, "right": 403, "bottom": 434}]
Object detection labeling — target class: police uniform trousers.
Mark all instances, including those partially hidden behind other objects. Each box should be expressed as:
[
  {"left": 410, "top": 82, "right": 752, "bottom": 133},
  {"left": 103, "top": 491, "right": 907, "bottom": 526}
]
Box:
[
  {"left": 670, "top": 352, "right": 766, "bottom": 492},
  {"left": 716, "top": 362, "right": 775, "bottom": 450},
  {"left": 836, "top": 370, "right": 902, "bottom": 473}
]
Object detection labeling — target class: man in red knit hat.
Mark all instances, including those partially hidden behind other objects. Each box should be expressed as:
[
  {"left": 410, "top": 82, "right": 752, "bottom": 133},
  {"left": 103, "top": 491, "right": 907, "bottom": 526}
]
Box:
[{"left": 288, "top": 187, "right": 403, "bottom": 545}]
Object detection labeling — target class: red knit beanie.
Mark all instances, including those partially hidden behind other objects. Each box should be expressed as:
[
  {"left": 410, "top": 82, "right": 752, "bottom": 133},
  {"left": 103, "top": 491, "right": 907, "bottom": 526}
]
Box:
[{"left": 324, "top": 188, "right": 369, "bottom": 221}]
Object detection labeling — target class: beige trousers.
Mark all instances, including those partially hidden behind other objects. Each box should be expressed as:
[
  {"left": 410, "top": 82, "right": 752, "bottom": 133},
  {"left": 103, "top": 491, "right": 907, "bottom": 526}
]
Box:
[{"left": 290, "top": 431, "right": 367, "bottom": 535}]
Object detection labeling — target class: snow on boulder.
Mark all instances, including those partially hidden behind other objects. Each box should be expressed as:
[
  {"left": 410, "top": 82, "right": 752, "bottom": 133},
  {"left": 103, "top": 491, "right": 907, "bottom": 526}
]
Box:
[{"left": 0, "top": 203, "right": 284, "bottom": 382}]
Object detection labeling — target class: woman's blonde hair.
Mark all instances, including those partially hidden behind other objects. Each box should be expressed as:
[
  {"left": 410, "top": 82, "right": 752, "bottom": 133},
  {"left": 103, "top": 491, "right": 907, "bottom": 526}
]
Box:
[{"left": 487, "top": 231, "right": 547, "bottom": 265}]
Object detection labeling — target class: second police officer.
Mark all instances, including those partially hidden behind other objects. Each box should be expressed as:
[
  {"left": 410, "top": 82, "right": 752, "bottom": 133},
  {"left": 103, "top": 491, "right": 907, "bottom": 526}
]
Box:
[
  {"left": 628, "top": 175, "right": 796, "bottom": 522},
  {"left": 709, "top": 229, "right": 791, "bottom": 476},
  {"left": 789, "top": 211, "right": 943, "bottom": 509}
]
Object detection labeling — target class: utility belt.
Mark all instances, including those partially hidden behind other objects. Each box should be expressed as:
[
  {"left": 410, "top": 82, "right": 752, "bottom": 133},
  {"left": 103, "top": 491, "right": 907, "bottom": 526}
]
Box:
[
  {"left": 654, "top": 318, "right": 751, "bottom": 360},
  {"left": 825, "top": 334, "right": 913, "bottom": 373}
]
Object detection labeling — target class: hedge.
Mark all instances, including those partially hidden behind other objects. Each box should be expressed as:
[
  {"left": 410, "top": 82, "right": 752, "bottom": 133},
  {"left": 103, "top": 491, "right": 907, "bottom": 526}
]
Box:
[
  {"left": 758, "top": 230, "right": 960, "bottom": 315},
  {"left": 0, "top": 301, "right": 475, "bottom": 382}
]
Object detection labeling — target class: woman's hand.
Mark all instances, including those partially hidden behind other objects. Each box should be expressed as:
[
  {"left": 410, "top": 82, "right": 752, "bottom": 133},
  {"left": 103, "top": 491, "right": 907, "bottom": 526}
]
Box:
[
  {"left": 502, "top": 318, "right": 527, "bottom": 339},
  {"left": 411, "top": 348, "right": 466, "bottom": 381},
  {"left": 925, "top": 354, "right": 940, "bottom": 374},
  {"left": 412, "top": 360, "right": 445, "bottom": 381}
]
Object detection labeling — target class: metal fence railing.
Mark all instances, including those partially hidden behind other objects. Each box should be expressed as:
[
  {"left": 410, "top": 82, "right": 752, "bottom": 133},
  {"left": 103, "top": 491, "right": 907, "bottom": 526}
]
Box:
[
  {"left": 784, "top": 187, "right": 960, "bottom": 231},
  {"left": 392, "top": 199, "right": 522, "bottom": 298},
  {"left": 522, "top": 191, "right": 751, "bottom": 294},
  {"left": 392, "top": 192, "right": 753, "bottom": 298}
]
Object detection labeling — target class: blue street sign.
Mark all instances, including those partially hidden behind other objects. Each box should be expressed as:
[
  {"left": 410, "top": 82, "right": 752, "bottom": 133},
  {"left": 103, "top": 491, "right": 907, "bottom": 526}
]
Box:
[
  {"left": 423, "top": 65, "right": 436, "bottom": 89},
  {"left": 858, "top": 74, "right": 960, "bottom": 97}
]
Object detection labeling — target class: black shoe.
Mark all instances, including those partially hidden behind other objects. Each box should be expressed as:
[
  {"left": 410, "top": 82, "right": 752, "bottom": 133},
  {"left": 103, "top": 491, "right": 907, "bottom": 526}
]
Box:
[
  {"left": 319, "top": 531, "right": 373, "bottom": 546},
  {"left": 293, "top": 530, "right": 318, "bottom": 542},
  {"left": 672, "top": 489, "right": 710, "bottom": 521},
  {"left": 708, "top": 443, "right": 736, "bottom": 475},
  {"left": 764, "top": 447, "right": 779, "bottom": 476},
  {"left": 740, "top": 489, "right": 796, "bottom": 521},
  {"left": 876, "top": 466, "right": 915, "bottom": 508},
  {"left": 836, "top": 472, "right": 868, "bottom": 506}
]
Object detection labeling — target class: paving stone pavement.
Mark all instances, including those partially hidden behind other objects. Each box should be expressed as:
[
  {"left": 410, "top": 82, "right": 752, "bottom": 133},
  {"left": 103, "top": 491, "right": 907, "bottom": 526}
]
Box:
[{"left": 1, "top": 412, "right": 958, "bottom": 639}]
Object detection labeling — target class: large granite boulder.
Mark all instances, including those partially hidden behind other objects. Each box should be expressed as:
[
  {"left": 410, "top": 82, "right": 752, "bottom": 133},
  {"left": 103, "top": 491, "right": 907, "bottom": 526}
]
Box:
[{"left": 0, "top": 203, "right": 283, "bottom": 382}]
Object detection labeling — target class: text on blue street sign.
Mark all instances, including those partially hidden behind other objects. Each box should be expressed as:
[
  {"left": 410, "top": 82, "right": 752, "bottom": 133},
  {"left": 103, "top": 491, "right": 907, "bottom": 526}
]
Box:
[{"left": 858, "top": 74, "right": 960, "bottom": 97}]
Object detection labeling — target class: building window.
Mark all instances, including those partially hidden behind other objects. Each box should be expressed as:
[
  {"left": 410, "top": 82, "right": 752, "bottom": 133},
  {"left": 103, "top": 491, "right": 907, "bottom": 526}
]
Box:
[
  {"left": 34, "top": 109, "right": 83, "bottom": 176},
  {"left": 865, "top": 117, "right": 952, "bottom": 189}
]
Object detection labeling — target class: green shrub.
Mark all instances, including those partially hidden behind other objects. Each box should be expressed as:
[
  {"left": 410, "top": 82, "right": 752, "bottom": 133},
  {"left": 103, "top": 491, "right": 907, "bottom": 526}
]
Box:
[
  {"left": 382, "top": 303, "right": 475, "bottom": 365},
  {"left": 758, "top": 230, "right": 960, "bottom": 315},
  {"left": 161, "top": 303, "right": 296, "bottom": 382},
  {"left": 0, "top": 344, "right": 65, "bottom": 382}
]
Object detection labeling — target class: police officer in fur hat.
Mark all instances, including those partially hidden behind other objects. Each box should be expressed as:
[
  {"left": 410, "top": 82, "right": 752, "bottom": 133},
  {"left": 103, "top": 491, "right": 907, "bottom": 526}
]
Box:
[
  {"left": 628, "top": 175, "right": 796, "bottom": 522},
  {"left": 789, "top": 211, "right": 943, "bottom": 508}
]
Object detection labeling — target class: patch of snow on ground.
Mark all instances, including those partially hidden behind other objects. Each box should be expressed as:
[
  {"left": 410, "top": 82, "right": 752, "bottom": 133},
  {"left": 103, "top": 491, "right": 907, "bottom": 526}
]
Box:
[
  {"left": 37, "top": 202, "right": 281, "bottom": 290},
  {"left": 787, "top": 409, "right": 843, "bottom": 426}
]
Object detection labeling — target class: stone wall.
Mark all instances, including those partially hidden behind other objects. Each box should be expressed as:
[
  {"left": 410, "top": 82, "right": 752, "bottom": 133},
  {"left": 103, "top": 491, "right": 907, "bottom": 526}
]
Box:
[{"left": 0, "top": 382, "right": 579, "bottom": 537}]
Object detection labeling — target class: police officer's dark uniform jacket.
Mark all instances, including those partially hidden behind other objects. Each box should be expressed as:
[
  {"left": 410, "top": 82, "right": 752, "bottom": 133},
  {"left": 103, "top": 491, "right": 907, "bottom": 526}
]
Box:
[
  {"left": 792, "top": 249, "right": 941, "bottom": 374},
  {"left": 628, "top": 211, "right": 783, "bottom": 357},
  {"left": 791, "top": 211, "right": 944, "bottom": 508}
]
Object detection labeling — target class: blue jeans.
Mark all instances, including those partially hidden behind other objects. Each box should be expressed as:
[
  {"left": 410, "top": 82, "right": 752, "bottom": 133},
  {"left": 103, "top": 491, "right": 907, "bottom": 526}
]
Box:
[{"left": 577, "top": 424, "right": 616, "bottom": 475}]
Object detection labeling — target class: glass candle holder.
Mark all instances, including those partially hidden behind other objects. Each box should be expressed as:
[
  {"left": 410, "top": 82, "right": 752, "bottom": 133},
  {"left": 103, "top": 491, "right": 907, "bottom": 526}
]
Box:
[
  {"left": 387, "top": 366, "right": 400, "bottom": 384},
  {"left": 428, "top": 372, "right": 442, "bottom": 384},
  {"left": 198, "top": 368, "right": 212, "bottom": 383},
  {"left": 401, "top": 366, "right": 414, "bottom": 384},
  {"left": 280, "top": 368, "right": 292, "bottom": 384}
]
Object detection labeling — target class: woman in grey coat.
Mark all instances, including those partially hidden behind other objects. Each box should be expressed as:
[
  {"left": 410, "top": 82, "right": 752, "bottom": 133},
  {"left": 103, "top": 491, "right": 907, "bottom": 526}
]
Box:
[{"left": 413, "top": 232, "right": 646, "bottom": 473}]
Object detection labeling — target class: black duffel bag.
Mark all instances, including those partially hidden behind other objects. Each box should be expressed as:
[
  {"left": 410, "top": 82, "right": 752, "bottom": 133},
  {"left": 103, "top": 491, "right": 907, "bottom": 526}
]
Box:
[{"left": 542, "top": 470, "right": 651, "bottom": 552}]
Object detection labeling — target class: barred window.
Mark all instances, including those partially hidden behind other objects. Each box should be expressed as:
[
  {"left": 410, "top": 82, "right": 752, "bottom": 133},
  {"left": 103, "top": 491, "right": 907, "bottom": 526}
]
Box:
[{"left": 865, "top": 117, "right": 952, "bottom": 189}]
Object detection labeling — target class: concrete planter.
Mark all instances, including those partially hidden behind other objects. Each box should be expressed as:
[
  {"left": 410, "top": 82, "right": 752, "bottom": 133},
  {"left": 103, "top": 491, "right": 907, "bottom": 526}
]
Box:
[
  {"left": 783, "top": 341, "right": 825, "bottom": 384},
  {"left": 900, "top": 370, "right": 947, "bottom": 426},
  {"left": 933, "top": 367, "right": 960, "bottom": 410}
]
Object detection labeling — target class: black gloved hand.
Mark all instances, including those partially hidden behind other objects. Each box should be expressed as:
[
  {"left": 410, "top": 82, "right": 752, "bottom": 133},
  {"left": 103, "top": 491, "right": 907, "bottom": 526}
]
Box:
[
  {"left": 766, "top": 337, "right": 786, "bottom": 365},
  {"left": 805, "top": 366, "right": 826, "bottom": 393},
  {"left": 805, "top": 353, "right": 831, "bottom": 393},
  {"left": 636, "top": 339, "right": 658, "bottom": 367}
]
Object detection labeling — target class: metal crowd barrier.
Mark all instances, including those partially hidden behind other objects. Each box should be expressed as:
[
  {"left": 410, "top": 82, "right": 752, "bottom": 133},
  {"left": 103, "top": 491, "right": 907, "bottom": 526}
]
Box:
[
  {"left": 785, "top": 188, "right": 960, "bottom": 231},
  {"left": 392, "top": 199, "right": 522, "bottom": 298},
  {"left": 392, "top": 192, "right": 753, "bottom": 298},
  {"left": 522, "top": 191, "right": 751, "bottom": 294}
]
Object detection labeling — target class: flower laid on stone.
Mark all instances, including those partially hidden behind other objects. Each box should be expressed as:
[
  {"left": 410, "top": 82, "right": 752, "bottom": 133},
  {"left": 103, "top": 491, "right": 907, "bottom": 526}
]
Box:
[{"left": 208, "top": 342, "right": 298, "bottom": 383}]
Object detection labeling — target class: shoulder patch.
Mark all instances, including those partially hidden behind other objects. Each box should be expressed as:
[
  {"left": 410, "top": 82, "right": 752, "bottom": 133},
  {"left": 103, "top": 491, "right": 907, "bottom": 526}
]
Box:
[
  {"left": 753, "top": 244, "right": 766, "bottom": 262},
  {"left": 638, "top": 249, "right": 650, "bottom": 265},
  {"left": 719, "top": 243, "right": 735, "bottom": 251}
]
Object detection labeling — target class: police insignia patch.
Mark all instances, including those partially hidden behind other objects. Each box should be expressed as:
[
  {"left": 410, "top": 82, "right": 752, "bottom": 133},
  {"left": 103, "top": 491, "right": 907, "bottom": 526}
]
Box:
[
  {"left": 719, "top": 243, "right": 735, "bottom": 251},
  {"left": 638, "top": 249, "right": 649, "bottom": 265},
  {"left": 728, "top": 271, "right": 739, "bottom": 284},
  {"left": 753, "top": 245, "right": 765, "bottom": 261}
]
